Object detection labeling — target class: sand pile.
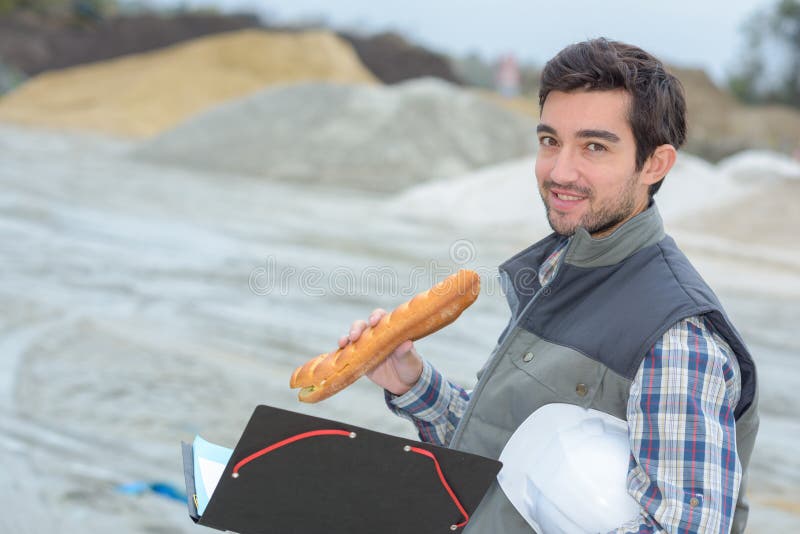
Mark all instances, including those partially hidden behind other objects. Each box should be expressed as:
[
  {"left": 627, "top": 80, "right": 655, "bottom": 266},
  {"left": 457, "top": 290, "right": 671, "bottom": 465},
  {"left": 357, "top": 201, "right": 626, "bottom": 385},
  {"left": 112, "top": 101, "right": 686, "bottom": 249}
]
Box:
[
  {"left": 673, "top": 150, "right": 800, "bottom": 251},
  {"left": 674, "top": 179, "right": 800, "bottom": 252},
  {"left": 134, "top": 78, "right": 537, "bottom": 192},
  {"left": 0, "top": 29, "right": 376, "bottom": 137},
  {"left": 716, "top": 150, "right": 800, "bottom": 182},
  {"left": 384, "top": 155, "right": 545, "bottom": 236},
  {"left": 384, "top": 152, "right": 762, "bottom": 233}
]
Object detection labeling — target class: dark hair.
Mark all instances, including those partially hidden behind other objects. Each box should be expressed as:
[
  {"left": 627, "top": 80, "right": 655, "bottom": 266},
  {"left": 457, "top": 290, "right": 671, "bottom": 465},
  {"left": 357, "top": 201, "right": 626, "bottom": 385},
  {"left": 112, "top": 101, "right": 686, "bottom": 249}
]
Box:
[{"left": 539, "top": 38, "right": 686, "bottom": 196}]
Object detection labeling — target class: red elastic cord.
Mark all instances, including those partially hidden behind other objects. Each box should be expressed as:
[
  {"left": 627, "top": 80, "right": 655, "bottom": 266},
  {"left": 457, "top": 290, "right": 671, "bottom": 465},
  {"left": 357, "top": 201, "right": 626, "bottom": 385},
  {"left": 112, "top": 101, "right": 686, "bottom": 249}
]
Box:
[
  {"left": 232, "top": 429, "right": 352, "bottom": 476},
  {"left": 230, "top": 431, "right": 469, "bottom": 529},
  {"left": 408, "top": 446, "right": 470, "bottom": 529}
]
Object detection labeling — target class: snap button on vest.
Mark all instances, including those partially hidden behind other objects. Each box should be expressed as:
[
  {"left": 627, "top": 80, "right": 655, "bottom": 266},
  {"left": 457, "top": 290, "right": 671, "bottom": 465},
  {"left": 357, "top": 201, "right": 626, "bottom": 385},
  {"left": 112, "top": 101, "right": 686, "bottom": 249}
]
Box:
[
  {"left": 575, "top": 383, "right": 588, "bottom": 396},
  {"left": 522, "top": 352, "right": 534, "bottom": 362},
  {"left": 541, "top": 287, "right": 551, "bottom": 296}
]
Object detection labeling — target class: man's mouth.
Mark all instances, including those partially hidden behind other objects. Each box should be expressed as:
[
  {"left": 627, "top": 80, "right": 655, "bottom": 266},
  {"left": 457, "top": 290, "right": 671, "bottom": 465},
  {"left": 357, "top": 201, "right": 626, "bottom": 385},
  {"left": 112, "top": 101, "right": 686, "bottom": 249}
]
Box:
[
  {"left": 554, "top": 192, "right": 584, "bottom": 201},
  {"left": 549, "top": 189, "right": 588, "bottom": 210}
]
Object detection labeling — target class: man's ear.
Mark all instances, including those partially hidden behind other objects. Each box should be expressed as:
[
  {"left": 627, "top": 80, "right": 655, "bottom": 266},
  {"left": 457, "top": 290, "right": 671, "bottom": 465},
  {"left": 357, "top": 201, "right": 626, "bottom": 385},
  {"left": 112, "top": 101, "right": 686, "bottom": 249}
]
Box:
[{"left": 640, "top": 144, "right": 677, "bottom": 186}]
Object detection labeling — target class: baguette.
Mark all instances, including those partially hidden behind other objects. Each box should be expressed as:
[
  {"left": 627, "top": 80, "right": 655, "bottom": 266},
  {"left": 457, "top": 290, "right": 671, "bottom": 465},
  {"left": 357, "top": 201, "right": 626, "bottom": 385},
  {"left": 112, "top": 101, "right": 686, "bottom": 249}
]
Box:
[{"left": 290, "top": 269, "right": 480, "bottom": 403}]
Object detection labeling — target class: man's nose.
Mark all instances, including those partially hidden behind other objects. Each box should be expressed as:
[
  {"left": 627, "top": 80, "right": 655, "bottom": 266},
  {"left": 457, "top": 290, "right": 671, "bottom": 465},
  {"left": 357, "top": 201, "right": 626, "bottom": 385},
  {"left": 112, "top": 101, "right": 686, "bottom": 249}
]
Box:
[{"left": 550, "top": 148, "right": 580, "bottom": 183}]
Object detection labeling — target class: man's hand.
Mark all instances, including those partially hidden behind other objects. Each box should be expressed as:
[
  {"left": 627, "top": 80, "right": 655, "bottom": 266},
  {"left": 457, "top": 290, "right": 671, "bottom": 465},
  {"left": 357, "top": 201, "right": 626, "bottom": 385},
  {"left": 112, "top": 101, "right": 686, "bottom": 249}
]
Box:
[{"left": 338, "top": 308, "right": 424, "bottom": 396}]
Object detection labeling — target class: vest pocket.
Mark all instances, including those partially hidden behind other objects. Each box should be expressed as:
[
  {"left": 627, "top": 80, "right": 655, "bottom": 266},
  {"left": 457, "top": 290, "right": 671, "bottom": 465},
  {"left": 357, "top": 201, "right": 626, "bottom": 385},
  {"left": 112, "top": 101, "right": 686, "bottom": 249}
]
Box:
[{"left": 511, "top": 337, "right": 606, "bottom": 407}]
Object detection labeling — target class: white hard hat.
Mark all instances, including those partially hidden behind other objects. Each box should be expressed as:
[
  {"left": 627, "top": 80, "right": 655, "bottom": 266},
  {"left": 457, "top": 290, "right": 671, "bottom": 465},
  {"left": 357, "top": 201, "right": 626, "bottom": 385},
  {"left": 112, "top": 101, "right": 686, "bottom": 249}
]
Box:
[{"left": 497, "top": 403, "right": 641, "bottom": 533}]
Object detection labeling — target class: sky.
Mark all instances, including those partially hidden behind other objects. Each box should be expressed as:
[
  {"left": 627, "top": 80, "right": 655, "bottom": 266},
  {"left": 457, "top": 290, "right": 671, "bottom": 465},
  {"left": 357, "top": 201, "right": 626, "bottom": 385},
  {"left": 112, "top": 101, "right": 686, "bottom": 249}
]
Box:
[{"left": 149, "top": 0, "right": 773, "bottom": 84}]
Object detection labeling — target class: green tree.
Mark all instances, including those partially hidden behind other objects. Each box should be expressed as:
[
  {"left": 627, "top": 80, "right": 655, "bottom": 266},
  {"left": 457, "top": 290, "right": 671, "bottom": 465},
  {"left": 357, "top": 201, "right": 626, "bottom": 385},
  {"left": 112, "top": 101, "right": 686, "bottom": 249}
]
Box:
[
  {"left": 0, "top": 0, "right": 116, "bottom": 17},
  {"left": 0, "top": 0, "right": 63, "bottom": 14},
  {"left": 729, "top": 0, "right": 800, "bottom": 108}
]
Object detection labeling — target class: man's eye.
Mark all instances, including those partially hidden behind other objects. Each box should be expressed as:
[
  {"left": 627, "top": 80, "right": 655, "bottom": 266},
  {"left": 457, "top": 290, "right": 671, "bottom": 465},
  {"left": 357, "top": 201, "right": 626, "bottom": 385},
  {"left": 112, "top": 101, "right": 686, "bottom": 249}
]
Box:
[
  {"left": 587, "top": 142, "right": 606, "bottom": 152},
  {"left": 539, "top": 136, "right": 557, "bottom": 147}
]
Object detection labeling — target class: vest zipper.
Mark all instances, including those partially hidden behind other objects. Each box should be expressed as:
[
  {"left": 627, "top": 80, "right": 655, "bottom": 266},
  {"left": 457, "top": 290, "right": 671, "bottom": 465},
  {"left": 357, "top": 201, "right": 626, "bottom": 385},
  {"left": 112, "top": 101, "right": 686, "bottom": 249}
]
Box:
[{"left": 450, "top": 244, "right": 569, "bottom": 448}]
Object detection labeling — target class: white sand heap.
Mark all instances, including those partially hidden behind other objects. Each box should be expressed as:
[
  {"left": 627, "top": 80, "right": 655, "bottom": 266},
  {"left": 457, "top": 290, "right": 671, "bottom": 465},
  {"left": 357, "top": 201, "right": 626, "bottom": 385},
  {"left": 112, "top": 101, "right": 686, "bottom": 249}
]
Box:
[
  {"left": 134, "top": 78, "right": 537, "bottom": 192},
  {"left": 717, "top": 150, "right": 800, "bottom": 182},
  {"left": 655, "top": 153, "right": 757, "bottom": 222},
  {"left": 0, "top": 29, "right": 376, "bottom": 138},
  {"left": 385, "top": 155, "right": 546, "bottom": 236},
  {"left": 385, "top": 151, "right": 764, "bottom": 232}
]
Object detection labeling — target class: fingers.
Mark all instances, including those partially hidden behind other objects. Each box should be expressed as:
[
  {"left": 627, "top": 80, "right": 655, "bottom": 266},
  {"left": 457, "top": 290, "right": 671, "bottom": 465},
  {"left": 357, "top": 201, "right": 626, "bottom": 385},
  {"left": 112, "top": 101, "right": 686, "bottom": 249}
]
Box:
[
  {"left": 368, "top": 308, "right": 387, "bottom": 326},
  {"left": 339, "top": 319, "right": 367, "bottom": 347},
  {"left": 350, "top": 319, "right": 367, "bottom": 340},
  {"left": 339, "top": 309, "right": 387, "bottom": 348}
]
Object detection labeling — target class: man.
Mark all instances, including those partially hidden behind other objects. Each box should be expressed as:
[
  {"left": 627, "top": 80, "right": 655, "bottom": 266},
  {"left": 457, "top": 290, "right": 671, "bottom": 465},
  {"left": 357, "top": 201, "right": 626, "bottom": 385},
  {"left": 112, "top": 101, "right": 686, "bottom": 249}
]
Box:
[{"left": 342, "top": 38, "right": 758, "bottom": 533}]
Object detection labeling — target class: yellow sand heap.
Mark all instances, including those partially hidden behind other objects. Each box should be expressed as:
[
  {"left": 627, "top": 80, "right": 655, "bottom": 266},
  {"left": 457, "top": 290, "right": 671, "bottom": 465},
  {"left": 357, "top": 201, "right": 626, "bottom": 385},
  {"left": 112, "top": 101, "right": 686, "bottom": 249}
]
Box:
[{"left": 0, "top": 29, "right": 377, "bottom": 138}]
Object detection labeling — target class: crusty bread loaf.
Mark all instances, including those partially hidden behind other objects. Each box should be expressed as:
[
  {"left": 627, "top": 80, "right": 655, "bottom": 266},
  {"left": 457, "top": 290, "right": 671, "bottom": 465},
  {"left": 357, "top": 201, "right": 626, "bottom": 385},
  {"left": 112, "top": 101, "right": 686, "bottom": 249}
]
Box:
[{"left": 290, "top": 269, "right": 480, "bottom": 403}]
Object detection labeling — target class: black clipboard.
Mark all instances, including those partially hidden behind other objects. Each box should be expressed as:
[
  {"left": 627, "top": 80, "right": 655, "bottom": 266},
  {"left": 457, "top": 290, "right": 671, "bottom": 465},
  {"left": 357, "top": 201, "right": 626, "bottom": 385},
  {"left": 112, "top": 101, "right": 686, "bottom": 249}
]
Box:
[{"left": 182, "top": 404, "right": 501, "bottom": 534}]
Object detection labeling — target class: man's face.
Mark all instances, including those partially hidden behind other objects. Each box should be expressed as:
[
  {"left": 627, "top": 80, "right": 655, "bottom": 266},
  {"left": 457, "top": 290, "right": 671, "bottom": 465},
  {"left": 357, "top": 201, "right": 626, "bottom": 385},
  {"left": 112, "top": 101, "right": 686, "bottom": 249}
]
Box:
[{"left": 535, "top": 89, "right": 651, "bottom": 237}]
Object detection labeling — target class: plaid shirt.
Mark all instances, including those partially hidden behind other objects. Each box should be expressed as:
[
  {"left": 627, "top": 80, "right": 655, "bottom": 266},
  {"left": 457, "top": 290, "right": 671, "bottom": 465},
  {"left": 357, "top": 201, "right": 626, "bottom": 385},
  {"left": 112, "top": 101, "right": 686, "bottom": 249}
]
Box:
[{"left": 387, "top": 242, "right": 742, "bottom": 534}]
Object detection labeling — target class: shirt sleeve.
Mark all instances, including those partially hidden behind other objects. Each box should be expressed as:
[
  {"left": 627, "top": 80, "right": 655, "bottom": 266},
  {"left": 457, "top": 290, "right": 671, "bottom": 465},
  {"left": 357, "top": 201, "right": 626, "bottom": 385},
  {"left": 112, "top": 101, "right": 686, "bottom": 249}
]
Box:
[
  {"left": 612, "top": 316, "right": 742, "bottom": 534},
  {"left": 383, "top": 359, "right": 470, "bottom": 446}
]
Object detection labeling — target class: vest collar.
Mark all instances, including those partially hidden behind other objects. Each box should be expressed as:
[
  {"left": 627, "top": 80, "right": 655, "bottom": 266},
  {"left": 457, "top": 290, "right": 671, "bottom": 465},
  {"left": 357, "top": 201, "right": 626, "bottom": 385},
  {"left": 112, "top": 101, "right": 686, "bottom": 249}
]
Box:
[
  {"left": 497, "top": 203, "right": 665, "bottom": 318},
  {"left": 563, "top": 202, "right": 665, "bottom": 268}
]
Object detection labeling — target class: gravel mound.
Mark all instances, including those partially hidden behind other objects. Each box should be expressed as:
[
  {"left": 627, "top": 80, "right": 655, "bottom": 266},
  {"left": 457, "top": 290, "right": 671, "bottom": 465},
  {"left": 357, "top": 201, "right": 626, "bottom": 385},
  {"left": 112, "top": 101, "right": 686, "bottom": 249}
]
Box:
[{"left": 135, "top": 78, "right": 536, "bottom": 192}]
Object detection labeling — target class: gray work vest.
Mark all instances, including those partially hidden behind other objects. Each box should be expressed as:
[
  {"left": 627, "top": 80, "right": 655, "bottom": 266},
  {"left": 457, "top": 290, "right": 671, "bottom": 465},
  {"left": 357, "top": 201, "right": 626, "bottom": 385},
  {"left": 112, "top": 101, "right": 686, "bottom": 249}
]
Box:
[{"left": 452, "top": 205, "right": 758, "bottom": 533}]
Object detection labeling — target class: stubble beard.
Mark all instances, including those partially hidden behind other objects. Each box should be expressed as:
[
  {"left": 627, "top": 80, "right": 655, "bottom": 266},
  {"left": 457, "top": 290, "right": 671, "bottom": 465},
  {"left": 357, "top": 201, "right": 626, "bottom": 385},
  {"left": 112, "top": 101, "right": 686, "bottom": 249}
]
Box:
[{"left": 542, "top": 173, "right": 640, "bottom": 237}]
